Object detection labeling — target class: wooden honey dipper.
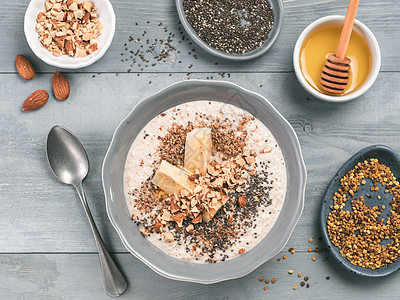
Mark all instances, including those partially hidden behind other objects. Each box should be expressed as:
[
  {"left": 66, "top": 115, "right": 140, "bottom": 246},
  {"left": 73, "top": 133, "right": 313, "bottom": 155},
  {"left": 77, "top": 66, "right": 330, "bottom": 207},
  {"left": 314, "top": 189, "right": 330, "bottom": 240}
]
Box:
[{"left": 320, "top": 0, "right": 360, "bottom": 94}]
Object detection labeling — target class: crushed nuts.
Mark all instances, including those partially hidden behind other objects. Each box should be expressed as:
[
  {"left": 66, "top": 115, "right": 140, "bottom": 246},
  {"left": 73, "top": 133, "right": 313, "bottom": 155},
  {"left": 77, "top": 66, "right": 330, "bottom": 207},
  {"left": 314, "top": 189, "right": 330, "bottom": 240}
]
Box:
[
  {"left": 164, "top": 232, "right": 174, "bottom": 242},
  {"left": 261, "top": 146, "right": 272, "bottom": 153},
  {"left": 238, "top": 196, "right": 247, "bottom": 208},
  {"left": 35, "top": 0, "right": 103, "bottom": 57}
]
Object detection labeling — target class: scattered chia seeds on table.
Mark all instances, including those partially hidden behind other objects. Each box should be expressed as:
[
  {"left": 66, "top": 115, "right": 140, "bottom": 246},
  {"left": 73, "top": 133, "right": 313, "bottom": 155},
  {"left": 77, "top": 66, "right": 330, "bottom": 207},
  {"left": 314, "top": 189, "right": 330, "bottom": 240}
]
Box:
[
  {"left": 119, "top": 22, "right": 233, "bottom": 80},
  {"left": 183, "top": 0, "right": 274, "bottom": 54}
]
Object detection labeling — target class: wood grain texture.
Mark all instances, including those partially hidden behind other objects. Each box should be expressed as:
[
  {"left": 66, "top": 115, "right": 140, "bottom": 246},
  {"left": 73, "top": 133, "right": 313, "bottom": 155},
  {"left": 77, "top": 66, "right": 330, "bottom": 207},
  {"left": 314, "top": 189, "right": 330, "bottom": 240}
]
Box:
[
  {"left": 0, "top": 71, "right": 399, "bottom": 253},
  {"left": 1, "top": 253, "right": 400, "bottom": 300},
  {"left": 0, "top": 0, "right": 398, "bottom": 73},
  {"left": 1, "top": 0, "right": 400, "bottom": 298}
]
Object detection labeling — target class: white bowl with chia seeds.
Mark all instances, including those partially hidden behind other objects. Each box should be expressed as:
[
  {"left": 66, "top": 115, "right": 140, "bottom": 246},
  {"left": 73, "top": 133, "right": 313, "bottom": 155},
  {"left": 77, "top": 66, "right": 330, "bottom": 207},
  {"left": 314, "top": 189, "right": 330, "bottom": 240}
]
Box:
[
  {"left": 175, "top": 0, "right": 284, "bottom": 61},
  {"left": 102, "top": 80, "right": 306, "bottom": 284}
]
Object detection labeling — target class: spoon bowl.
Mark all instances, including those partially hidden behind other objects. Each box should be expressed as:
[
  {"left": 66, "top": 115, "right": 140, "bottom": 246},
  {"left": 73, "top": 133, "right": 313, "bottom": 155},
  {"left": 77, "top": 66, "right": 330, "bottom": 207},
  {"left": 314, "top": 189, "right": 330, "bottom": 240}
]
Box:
[
  {"left": 46, "top": 125, "right": 127, "bottom": 297},
  {"left": 47, "top": 126, "right": 89, "bottom": 185}
]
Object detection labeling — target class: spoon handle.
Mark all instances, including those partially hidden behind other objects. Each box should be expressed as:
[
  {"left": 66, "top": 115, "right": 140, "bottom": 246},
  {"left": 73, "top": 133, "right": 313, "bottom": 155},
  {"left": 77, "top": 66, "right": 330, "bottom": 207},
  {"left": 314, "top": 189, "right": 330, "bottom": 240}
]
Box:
[{"left": 75, "top": 183, "right": 128, "bottom": 297}]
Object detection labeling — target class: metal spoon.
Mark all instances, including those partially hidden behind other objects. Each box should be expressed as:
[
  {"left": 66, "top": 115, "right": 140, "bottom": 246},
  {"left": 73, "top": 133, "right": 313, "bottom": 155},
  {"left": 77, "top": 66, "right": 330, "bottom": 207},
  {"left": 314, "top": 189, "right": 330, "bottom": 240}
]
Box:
[{"left": 46, "top": 125, "right": 128, "bottom": 297}]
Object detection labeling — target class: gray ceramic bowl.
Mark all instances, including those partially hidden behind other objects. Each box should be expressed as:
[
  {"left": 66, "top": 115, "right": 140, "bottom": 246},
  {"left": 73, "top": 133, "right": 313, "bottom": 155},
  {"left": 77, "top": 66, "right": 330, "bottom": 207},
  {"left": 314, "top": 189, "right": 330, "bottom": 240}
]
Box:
[
  {"left": 102, "top": 80, "right": 306, "bottom": 284},
  {"left": 175, "top": 0, "right": 284, "bottom": 61}
]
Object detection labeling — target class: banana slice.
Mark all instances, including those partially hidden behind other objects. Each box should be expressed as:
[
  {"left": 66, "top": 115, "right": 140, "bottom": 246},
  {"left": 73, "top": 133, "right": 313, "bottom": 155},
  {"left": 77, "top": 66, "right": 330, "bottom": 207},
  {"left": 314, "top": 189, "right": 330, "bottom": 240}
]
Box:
[
  {"left": 152, "top": 160, "right": 191, "bottom": 194},
  {"left": 184, "top": 128, "right": 212, "bottom": 175}
]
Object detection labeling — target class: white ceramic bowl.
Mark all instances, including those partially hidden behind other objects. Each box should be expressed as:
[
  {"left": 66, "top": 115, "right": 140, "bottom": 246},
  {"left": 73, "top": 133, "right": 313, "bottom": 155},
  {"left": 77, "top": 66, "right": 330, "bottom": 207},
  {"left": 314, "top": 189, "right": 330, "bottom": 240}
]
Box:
[
  {"left": 102, "top": 80, "right": 307, "bottom": 284},
  {"left": 293, "top": 15, "right": 381, "bottom": 102},
  {"left": 24, "top": 0, "right": 115, "bottom": 69}
]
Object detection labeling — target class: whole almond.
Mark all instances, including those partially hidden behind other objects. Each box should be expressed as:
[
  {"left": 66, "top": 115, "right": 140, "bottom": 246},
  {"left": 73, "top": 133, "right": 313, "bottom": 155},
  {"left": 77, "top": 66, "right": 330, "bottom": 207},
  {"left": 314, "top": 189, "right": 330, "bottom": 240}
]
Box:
[
  {"left": 22, "top": 89, "right": 49, "bottom": 111},
  {"left": 238, "top": 196, "right": 247, "bottom": 208},
  {"left": 16, "top": 54, "right": 36, "bottom": 80},
  {"left": 52, "top": 72, "right": 70, "bottom": 100}
]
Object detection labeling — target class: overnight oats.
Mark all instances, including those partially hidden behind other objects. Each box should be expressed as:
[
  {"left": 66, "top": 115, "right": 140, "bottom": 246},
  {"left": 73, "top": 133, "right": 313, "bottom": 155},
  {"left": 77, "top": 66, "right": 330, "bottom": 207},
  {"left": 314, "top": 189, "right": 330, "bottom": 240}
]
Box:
[{"left": 124, "top": 101, "right": 287, "bottom": 263}]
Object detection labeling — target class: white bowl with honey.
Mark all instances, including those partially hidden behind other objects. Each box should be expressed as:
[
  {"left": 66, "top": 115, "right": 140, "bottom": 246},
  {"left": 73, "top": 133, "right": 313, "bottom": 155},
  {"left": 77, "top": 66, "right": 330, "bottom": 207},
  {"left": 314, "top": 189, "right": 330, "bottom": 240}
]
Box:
[{"left": 293, "top": 15, "right": 381, "bottom": 102}]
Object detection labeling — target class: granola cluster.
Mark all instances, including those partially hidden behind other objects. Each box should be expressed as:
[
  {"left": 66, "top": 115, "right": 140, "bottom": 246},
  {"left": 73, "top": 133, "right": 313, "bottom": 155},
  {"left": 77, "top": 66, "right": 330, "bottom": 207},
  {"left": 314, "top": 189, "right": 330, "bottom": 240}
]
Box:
[{"left": 35, "top": 0, "right": 103, "bottom": 57}]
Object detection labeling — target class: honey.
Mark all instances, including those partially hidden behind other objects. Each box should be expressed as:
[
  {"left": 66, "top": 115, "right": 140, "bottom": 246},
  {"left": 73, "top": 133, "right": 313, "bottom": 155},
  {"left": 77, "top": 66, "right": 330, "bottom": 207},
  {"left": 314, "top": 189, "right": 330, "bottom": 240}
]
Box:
[{"left": 299, "top": 25, "right": 371, "bottom": 95}]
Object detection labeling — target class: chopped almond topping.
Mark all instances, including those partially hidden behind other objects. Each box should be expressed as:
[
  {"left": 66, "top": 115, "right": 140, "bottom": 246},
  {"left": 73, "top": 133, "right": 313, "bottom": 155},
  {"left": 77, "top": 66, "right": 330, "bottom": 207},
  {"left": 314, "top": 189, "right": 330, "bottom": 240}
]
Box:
[
  {"left": 140, "top": 228, "right": 150, "bottom": 236},
  {"left": 238, "top": 196, "right": 247, "bottom": 208},
  {"left": 153, "top": 222, "right": 163, "bottom": 233},
  {"left": 261, "top": 146, "right": 272, "bottom": 153},
  {"left": 35, "top": 0, "right": 103, "bottom": 57},
  {"left": 188, "top": 174, "right": 200, "bottom": 181},
  {"left": 191, "top": 214, "right": 202, "bottom": 224},
  {"left": 173, "top": 213, "right": 185, "bottom": 227},
  {"left": 170, "top": 202, "right": 179, "bottom": 213},
  {"left": 186, "top": 224, "right": 194, "bottom": 234},
  {"left": 245, "top": 156, "right": 255, "bottom": 164},
  {"left": 164, "top": 232, "right": 174, "bottom": 242}
]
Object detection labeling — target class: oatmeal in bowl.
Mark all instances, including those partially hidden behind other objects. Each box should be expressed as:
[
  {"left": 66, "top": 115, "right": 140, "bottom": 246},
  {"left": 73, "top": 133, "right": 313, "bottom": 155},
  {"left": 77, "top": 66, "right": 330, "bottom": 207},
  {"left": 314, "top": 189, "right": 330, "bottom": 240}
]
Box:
[
  {"left": 124, "top": 101, "right": 287, "bottom": 263},
  {"left": 103, "top": 80, "right": 306, "bottom": 283}
]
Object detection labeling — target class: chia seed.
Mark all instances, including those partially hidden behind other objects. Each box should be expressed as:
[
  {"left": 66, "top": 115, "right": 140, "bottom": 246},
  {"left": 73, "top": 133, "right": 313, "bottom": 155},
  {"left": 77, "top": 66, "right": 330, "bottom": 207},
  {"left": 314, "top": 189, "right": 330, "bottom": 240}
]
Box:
[{"left": 183, "top": 0, "right": 274, "bottom": 54}]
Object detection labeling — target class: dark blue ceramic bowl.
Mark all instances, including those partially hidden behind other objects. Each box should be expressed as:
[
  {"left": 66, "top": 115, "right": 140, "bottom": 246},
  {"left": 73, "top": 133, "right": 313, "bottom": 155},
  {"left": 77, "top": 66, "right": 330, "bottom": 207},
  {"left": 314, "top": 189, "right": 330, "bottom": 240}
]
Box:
[{"left": 321, "top": 145, "right": 400, "bottom": 277}]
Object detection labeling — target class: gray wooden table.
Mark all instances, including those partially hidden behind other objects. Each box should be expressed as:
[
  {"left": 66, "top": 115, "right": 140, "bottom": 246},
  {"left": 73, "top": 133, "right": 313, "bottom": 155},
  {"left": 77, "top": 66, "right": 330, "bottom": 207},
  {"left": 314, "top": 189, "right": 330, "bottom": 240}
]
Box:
[{"left": 1, "top": 0, "right": 400, "bottom": 299}]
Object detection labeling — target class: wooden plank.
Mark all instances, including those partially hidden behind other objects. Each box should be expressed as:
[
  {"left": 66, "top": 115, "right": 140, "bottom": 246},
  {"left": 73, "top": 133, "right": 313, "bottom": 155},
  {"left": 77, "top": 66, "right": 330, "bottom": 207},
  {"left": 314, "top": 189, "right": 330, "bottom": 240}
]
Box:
[
  {"left": 1, "top": 252, "right": 400, "bottom": 299},
  {"left": 0, "top": 0, "right": 398, "bottom": 73},
  {"left": 0, "top": 71, "right": 399, "bottom": 253}
]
